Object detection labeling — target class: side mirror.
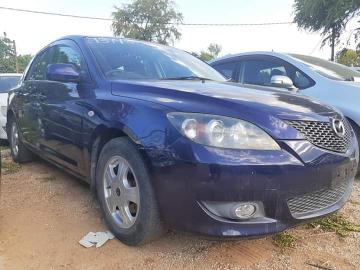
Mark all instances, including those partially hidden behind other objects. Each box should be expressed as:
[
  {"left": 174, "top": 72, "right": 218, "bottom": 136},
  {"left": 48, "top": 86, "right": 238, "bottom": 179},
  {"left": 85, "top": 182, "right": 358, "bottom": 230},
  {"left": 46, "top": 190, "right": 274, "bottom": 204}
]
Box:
[
  {"left": 46, "top": 63, "right": 80, "bottom": 83},
  {"left": 270, "top": 75, "right": 296, "bottom": 90}
]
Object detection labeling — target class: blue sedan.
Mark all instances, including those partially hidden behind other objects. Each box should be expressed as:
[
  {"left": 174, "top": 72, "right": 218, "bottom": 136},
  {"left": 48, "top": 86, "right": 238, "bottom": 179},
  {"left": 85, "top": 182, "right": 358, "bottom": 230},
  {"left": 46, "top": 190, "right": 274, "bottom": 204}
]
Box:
[{"left": 7, "top": 36, "right": 359, "bottom": 245}]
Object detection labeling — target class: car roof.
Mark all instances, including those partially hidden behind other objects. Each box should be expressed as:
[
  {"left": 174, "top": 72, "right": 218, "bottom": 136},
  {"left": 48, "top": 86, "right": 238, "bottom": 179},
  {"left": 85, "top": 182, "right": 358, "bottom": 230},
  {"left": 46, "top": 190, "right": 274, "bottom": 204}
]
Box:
[
  {"left": 54, "top": 35, "right": 168, "bottom": 47},
  {"left": 0, "top": 73, "right": 22, "bottom": 77},
  {"left": 209, "top": 51, "right": 293, "bottom": 64}
]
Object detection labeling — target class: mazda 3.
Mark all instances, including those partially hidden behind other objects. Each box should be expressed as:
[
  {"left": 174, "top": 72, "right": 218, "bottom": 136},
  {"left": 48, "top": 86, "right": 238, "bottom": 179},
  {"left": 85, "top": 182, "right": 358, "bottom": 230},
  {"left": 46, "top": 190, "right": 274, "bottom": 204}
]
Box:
[{"left": 7, "top": 36, "right": 359, "bottom": 245}]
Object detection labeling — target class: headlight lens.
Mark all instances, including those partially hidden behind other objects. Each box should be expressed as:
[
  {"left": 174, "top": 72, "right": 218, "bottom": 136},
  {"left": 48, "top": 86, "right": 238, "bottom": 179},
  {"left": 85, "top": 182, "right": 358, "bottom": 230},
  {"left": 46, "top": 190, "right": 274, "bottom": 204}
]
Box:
[{"left": 167, "top": 112, "right": 280, "bottom": 150}]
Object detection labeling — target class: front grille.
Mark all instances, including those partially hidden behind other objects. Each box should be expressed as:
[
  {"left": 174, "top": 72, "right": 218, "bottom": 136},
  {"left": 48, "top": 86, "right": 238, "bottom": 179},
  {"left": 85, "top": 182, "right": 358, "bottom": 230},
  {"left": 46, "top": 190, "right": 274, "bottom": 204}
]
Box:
[
  {"left": 287, "top": 180, "right": 350, "bottom": 218},
  {"left": 287, "top": 120, "right": 351, "bottom": 153}
]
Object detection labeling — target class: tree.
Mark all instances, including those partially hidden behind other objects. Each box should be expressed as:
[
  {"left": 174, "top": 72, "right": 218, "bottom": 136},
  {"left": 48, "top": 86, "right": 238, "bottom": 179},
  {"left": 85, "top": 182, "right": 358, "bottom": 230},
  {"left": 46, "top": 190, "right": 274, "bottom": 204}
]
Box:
[
  {"left": 336, "top": 48, "right": 360, "bottom": 66},
  {"left": 293, "top": 0, "right": 360, "bottom": 61},
  {"left": 112, "top": 0, "right": 183, "bottom": 45},
  {"left": 17, "top": 54, "right": 33, "bottom": 73},
  {"left": 0, "top": 32, "right": 16, "bottom": 73},
  {"left": 208, "top": 43, "right": 222, "bottom": 58},
  {"left": 193, "top": 43, "right": 222, "bottom": 62},
  {"left": 0, "top": 33, "right": 33, "bottom": 73}
]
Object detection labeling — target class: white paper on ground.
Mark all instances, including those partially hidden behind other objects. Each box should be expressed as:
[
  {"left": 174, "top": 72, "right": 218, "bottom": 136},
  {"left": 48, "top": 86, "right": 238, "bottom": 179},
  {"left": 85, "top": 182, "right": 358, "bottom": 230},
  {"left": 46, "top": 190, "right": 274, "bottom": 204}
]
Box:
[{"left": 79, "top": 231, "right": 114, "bottom": 248}]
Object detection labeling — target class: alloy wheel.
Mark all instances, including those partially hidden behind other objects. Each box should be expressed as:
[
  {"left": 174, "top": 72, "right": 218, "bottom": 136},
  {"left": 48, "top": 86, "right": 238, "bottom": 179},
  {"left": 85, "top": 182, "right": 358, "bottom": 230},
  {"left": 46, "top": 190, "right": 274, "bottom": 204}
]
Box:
[
  {"left": 103, "top": 156, "right": 140, "bottom": 229},
  {"left": 11, "top": 122, "right": 19, "bottom": 157}
]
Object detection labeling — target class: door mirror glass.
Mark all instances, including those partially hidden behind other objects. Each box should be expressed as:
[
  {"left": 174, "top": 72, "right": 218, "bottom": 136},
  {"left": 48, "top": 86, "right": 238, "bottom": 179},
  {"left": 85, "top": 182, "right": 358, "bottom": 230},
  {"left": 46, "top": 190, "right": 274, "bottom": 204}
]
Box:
[
  {"left": 46, "top": 63, "right": 80, "bottom": 83},
  {"left": 270, "top": 75, "right": 296, "bottom": 90}
]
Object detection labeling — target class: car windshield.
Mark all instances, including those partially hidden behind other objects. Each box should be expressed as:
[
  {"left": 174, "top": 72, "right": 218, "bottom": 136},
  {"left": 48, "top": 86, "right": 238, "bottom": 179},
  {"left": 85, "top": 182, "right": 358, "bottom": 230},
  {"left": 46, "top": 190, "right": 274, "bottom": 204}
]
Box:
[
  {"left": 86, "top": 37, "right": 226, "bottom": 82},
  {"left": 0, "top": 76, "right": 21, "bottom": 93},
  {"left": 289, "top": 53, "right": 360, "bottom": 81}
]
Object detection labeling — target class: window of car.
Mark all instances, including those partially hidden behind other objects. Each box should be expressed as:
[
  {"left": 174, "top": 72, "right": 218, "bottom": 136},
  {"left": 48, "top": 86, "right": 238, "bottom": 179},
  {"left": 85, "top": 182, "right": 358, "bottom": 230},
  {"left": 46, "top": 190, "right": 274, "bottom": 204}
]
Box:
[
  {"left": 238, "top": 57, "right": 314, "bottom": 90},
  {"left": 85, "top": 37, "right": 226, "bottom": 81},
  {"left": 0, "top": 76, "right": 21, "bottom": 92},
  {"left": 241, "top": 60, "right": 288, "bottom": 86},
  {"left": 289, "top": 53, "right": 360, "bottom": 81},
  {"left": 212, "top": 62, "right": 237, "bottom": 80},
  {"left": 293, "top": 70, "right": 312, "bottom": 89},
  {"left": 51, "top": 45, "right": 83, "bottom": 72},
  {"left": 25, "top": 49, "right": 51, "bottom": 81}
]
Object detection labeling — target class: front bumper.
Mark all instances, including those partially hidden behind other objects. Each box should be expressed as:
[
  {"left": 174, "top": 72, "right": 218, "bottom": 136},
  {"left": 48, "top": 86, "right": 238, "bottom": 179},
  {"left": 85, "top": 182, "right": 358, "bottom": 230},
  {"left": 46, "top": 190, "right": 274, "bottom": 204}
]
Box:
[{"left": 148, "top": 136, "right": 358, "bottom": 238}]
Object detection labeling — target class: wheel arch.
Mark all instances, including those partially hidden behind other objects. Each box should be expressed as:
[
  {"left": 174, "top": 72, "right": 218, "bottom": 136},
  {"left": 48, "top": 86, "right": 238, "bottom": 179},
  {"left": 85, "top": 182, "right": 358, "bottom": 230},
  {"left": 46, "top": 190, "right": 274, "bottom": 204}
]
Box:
[{"left": 88, "top": 124, "right": 152, "bottom": 193}]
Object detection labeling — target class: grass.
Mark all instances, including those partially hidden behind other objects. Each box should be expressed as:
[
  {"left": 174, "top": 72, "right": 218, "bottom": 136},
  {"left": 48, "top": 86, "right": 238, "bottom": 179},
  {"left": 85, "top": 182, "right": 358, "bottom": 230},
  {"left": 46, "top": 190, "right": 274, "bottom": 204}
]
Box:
[
  {"left": 349, "top": 199, "right": 360, "bottom": 206},
  {"left": 0, "top": 145, "right": 9, "bottom": 151},
  {"left": 273, "top": 231, "right": 297, "bottom": 252},
  {"left": 36, "top": 175, "right": 56, "bottom": 182},
  {"left": 308, "top": 213, "right": 360, "bottom": 237},
  {"left": 1, "top": 160, "right": 21, "bottom": 175}
]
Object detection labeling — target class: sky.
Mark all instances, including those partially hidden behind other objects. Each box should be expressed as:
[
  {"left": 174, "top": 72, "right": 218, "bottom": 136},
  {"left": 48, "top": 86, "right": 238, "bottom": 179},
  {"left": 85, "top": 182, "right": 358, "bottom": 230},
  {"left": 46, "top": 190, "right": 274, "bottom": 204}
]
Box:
[{"left": 0, "top": 0, "right": 358, "bottom": 59}]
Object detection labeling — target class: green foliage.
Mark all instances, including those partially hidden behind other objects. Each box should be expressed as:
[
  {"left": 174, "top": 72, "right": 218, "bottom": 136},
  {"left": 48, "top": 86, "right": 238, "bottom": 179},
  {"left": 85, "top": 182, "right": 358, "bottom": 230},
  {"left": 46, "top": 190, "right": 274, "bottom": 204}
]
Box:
[
  {"left": 208, "top": 43, "right": 222, "bottom": 58},
  {"left": 336, "top": 48, "right": 360, "bottom": 66},
  {"left": 308, "top": 213, "right": 360, "bottom": 237},
  {"left": 273, "top": 231, "right": 297, "bottom": 251},
  {"left": 17, "top": 54, "right": 33, "bottom": 73},
  {"left": 0, "top": 32, "right": 16, "bottom": 73},
  {"left": 112, "top": 0, "right": 183, "bottom": 45},
  {"left": 293, "top": 0, "right": 360, "bottom": 60},
  {"left": 1, "top": 159, "right": 21, "bottom": 175},
  {"left": 194, "top": 43, "right": 222, "bottom": 62},
  {"left": 0, "top": 33, "right": 32, "bottom": 73}
]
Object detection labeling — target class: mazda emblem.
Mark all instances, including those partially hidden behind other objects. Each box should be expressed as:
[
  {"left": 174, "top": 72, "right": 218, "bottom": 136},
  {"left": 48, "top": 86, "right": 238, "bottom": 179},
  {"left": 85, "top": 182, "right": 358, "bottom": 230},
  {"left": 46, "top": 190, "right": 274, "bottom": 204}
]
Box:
[{"left": 331, "top": 118, "right": 346, "bottom": 137}]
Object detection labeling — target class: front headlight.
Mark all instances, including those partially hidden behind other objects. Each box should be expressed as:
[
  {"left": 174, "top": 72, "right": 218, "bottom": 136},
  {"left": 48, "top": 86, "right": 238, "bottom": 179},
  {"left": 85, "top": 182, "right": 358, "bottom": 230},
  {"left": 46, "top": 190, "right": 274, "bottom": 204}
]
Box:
[{"left": 167, "top": 112, "right": 280, "bottom": 150}]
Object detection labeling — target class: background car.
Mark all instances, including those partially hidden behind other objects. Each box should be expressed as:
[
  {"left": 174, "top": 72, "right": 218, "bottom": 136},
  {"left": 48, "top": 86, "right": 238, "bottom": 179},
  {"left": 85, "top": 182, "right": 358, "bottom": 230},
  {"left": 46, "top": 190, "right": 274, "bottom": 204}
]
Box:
[
  {"left": 0, "top": 73, "right": 22, "bottom": 140},
  {"left": 210, "top": 52, "right": 360, "bottom": 172},
  {"left": 350, "top": 67, "right": 360, "bottom": 73},
  {"left": 7, "top": 36, "right": 359, "bottom": 246}
]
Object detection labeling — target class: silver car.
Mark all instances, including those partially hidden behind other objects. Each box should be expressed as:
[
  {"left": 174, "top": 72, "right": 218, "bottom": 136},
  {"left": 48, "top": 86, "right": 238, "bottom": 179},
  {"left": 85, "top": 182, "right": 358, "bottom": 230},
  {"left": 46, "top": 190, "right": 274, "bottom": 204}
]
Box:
[
  {"left": 210, "top": 52, "right": 360, "bottom": 160},
  {"left": 0, "top": 73, "right": 22, "bottom": 140}
]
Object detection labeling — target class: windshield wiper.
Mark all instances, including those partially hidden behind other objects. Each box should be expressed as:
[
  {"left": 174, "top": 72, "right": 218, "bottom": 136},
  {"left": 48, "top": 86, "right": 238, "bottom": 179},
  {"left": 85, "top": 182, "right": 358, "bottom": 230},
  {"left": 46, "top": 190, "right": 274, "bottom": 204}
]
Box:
[{"left": 161, "top": 76, "right": 213, "bottom": 81}]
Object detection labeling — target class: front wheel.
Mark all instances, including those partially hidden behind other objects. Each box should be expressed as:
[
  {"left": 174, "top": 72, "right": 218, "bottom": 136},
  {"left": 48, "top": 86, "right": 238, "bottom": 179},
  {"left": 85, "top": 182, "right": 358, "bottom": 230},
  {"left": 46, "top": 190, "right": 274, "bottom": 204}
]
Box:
[
  {"left": 349, "top": 120, "right": 360, "bottom": 175},
  {"left": 96, "top": 137, "right": 163, "bottom": 246},
  {"left": 8, "top": 118, "right": 34, "bottom": 163}
]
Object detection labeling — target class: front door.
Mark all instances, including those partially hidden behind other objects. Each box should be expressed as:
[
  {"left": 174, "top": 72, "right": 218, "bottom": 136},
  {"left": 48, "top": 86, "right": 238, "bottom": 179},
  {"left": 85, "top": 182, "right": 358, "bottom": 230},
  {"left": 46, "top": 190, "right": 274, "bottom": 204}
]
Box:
[{"left": 39, "top": 40, "right": 93, "bottom": 176}]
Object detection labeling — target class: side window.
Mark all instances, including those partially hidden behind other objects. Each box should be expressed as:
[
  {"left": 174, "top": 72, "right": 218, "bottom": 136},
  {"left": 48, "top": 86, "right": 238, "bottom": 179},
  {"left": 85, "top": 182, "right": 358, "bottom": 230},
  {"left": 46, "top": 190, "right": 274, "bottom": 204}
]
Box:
[
  {"left": 25, "top": 49, "right": 51, "bottom": 81},
  {"left": 293, "top": 70, "right": 312, "bottom": 89},
  {"left": 51, "top": 45, "right": 83, "bottom": 72},
  {"left": 213, "top": 62, "right": 237, "bottom": 80},
  {"left": 242, "top": 60, "right": 288, "bottom": 86}
]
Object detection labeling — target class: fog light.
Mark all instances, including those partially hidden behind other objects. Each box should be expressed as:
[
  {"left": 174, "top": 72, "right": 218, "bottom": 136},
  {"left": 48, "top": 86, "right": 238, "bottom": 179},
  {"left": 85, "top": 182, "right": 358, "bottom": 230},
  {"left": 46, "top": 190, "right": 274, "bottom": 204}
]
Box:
[
  {"left": 201, "top": 201, "right": 264, "bottom": 221},
  {"left": 234, "top": 203, "right": 257, "bottom": 219}
]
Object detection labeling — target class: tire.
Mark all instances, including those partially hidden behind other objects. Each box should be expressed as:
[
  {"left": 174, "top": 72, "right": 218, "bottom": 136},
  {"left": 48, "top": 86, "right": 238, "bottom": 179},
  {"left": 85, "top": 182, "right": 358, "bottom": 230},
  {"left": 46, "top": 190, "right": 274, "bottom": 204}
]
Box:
[
  {"left": 96, "top": 137, "right": 163, "bottom": 245},
  {"left": 349, "top": 120, "right": 360, "bottom": 175},
  {"left": 8, "top": 118, "right": 34, "bottom": 163}
]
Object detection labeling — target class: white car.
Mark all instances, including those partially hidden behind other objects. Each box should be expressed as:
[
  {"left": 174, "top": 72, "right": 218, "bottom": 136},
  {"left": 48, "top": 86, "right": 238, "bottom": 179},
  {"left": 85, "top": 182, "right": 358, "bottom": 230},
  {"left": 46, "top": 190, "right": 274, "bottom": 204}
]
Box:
[
  {"left": 210, "top": 52, "right": 360, "bottom": 156},
  {"left": 0, "top": 73, "right": 22, "bottom": 140}
]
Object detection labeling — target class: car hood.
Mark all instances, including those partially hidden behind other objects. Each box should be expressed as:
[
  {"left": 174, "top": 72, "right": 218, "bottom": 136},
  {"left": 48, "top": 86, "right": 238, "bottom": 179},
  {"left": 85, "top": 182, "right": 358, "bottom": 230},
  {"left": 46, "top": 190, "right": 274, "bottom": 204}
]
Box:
[
  {"left": 111, "top": 80, "right": 336, "bottom": 119},
  {"left": 111, "top": 80, "right": 341, "bottom": 140}
]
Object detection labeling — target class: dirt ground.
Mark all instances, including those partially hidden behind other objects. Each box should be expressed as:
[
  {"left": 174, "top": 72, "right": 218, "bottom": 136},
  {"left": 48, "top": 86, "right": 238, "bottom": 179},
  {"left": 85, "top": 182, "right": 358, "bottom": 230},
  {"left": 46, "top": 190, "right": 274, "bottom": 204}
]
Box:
[{"left": 0, "top": 153, "right": 359, "bottom": 270}]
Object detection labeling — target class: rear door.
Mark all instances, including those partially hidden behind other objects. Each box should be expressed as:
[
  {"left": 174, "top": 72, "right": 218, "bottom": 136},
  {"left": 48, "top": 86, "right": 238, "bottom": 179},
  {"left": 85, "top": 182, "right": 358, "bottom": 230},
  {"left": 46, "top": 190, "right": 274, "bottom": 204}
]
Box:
[{"left": 16, "top": 48, "right": 51, "bottom": 146}]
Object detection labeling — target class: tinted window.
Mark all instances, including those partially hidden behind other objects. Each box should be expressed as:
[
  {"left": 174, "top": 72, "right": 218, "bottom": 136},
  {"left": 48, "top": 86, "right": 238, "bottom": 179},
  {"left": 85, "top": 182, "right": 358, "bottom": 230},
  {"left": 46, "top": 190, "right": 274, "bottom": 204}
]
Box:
[
  {"left": 0, "top": 76, "right": 21, "bottom": 92},
  {"left": 293, "top": 70, "right": 312, "bottom": 89},
  {"left": 213, "top": 62, "right": 237, "bottom": 79},
  {"left": 51, "top": 45, "right": 83, "bottom": 71},
  {"left": 289, "top": 54, "right": 360, "bottom": 81},
  {"left": 86, "top": 37, "right": 226, "bottom": 81},
  {"left": 242, "top": 60, "right": 288, "bottom": 86},
  {"left": 26, "top": 49, "right": 51, "bottom": 81}
]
